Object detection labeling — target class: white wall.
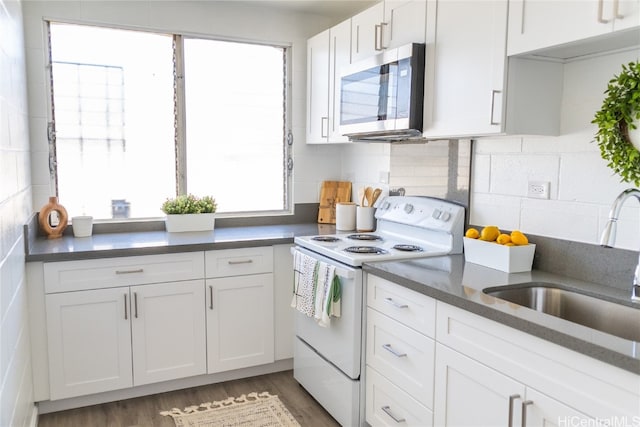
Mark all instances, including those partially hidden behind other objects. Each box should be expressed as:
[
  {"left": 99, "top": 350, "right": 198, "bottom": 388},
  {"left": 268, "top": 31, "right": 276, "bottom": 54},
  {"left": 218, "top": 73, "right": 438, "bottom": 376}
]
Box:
[
  {"left": 0, "top": 0, "right": 36, "bottom": 426},
  {"left": 470, "top": 48, "right": 640, "bottom": 250},
  {"left": 21, "top": 0, "right": 347, "bottom": 211}
]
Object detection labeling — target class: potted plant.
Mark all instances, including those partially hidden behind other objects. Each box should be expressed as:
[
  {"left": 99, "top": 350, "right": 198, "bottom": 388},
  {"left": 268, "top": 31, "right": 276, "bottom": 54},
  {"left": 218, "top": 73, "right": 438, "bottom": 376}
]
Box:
[
  {"left": 592, "top": 61, "right": 640, "bottom": 186},
  {"left": 161, "top": 194, "right": 217, "bottom": 232}
]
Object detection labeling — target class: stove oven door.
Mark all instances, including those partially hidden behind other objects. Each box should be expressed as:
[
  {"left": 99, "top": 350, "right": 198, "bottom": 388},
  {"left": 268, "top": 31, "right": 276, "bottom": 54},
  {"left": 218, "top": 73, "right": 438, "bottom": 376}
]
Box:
[{"left": 291, "top": 247, "right": 363, "bottom": 379}]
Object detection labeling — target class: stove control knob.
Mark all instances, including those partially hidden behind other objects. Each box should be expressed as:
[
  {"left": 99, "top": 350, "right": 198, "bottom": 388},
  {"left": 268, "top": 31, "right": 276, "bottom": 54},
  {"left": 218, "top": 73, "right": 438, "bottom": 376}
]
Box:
[
  {"left": 440, "top": 211, "right": 451, "bottom": 221},
  {"left": 404, "top": 204, "right": 414, "bottom": 214},
  {"left": 432, "top": 209, "right": 442, "bottom": 219},
  {"left": 381, "top": 201, "right": 391, "bottom": 210}
]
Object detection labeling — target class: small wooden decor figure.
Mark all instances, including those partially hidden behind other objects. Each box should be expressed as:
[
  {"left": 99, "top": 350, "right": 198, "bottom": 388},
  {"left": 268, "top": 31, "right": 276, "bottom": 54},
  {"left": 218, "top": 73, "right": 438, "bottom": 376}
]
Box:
[{"left": 39, "top": 196, "right": 69, "bottom": 239}]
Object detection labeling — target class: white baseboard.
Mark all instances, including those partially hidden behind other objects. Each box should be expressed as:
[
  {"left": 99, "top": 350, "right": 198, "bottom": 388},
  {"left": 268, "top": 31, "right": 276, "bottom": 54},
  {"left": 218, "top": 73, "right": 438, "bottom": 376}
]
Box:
[{"left": 37, "top": 359, "right": 292, "bottom": 415}]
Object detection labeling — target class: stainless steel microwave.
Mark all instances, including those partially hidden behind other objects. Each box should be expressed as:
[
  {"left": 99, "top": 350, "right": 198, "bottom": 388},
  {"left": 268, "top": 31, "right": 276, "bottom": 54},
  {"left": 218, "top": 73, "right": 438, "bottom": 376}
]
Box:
[{"left": 339, "top": 43, "right": 425, "bottom": 142}]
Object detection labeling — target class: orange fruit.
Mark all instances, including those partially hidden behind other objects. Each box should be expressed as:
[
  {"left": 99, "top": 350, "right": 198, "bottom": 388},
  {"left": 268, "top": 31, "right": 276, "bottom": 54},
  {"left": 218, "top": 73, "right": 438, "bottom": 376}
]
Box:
[
  {"left": 510, "top": 230, "right": 529, "bottom": 245},
  {"left": 465, "top": 228, "right": 480, "bottom": 239}
]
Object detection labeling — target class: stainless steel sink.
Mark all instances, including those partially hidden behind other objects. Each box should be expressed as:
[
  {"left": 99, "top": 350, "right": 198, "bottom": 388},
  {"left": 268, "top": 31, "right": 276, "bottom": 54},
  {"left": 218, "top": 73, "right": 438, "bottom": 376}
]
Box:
[{"left": 483, "top": 282, "right": 640, "bottom": 342}]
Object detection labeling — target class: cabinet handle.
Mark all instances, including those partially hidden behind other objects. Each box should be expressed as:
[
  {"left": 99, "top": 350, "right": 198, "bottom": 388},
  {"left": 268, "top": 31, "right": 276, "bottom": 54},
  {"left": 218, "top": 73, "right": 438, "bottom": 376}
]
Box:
[
  {"left": 597, "top": 0, "right": 609, "bottom": 23},
  {"left": 134, "top": 292, "right": 138, "bottom": 318},
  {"left": 382, "top": 343, "right": 407, "bottom": 358},
  {"left": 384, "top": 297, "right": 408, "bottom": 309},
  {"left": 209, "top": 285, "right": 214, "bottom": 310},
  {"left": 115, "top": 268, "right": 144, "bottom": 275},
  {"left": 381, "top": 406, "right": 406, "bottom": 423},
  {"left": 521, "top": 400, "right": 534, "bottom": 427},
  {"left": 490, "top": 90, "right": 502, "bottom": 125},
  {"left": 227, "top": 259, "right": 254, "bottom": 265},
  {"left": 321, "top": 117, "right": 328, "bottom": 138},
  {"left": 374, "top": 23, "right": 388, "bottom": 51},
  {"left": 124, "top": 294, "right": 128, "bottom": 320},
  {"left": 508, "top": 394, "right": 521, "bottom": 427},
  {"left": 613, "top": 0, "right": 624, "bottom": 19}
]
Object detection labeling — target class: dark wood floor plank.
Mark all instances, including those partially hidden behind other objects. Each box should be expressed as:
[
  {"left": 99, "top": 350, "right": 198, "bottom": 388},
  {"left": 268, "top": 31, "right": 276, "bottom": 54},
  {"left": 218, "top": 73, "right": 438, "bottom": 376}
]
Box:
[{"left": 38, "top": 370, "right": 340, "bottom": 427}]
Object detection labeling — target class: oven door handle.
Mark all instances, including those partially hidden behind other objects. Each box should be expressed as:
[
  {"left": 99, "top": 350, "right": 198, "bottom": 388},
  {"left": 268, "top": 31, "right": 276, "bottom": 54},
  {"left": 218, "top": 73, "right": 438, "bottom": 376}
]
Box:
[{"left": 291, "top": 247, "right": 356, "bottom": 279}]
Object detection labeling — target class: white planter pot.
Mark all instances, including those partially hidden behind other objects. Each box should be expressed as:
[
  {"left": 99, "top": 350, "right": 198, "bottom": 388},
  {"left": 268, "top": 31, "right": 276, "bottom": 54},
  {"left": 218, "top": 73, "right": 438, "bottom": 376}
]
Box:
[{"left": 165, "top": 213, "right": 215, "bottom": 232}]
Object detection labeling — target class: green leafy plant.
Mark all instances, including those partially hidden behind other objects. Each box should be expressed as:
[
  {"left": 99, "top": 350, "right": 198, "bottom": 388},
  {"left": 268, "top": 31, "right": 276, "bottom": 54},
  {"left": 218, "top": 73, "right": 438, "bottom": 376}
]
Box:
[
  {"left": 161, "top": 194, "right": 217, "bottom": 215},
  {"left": 592, "top": 61, "right": 640, "bottom": 186}
]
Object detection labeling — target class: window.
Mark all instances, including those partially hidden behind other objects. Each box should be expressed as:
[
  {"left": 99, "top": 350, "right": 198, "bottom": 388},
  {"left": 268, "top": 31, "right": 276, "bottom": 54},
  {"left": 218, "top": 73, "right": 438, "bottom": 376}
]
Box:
[{"left": 48, "top": 22, "right": 291, "bottom": 220}]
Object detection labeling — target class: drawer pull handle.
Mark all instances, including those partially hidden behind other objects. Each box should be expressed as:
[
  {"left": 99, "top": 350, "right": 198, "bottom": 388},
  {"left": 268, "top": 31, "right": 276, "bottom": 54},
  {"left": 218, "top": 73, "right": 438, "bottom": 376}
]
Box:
[
  {"left": 508, "top": 394, "right": 521, "bottom": 427},
  {"left": 381, "top": 406, "right": 405, "bottom": 423},
  {"left": 124, "top": 294, "right": 128, "bottom": 320},
  {"left": 384, "top": 297, "right": 408, "bottom": 309},
  {"left": 382, "top": 343, "right": 407, "bottom": 358},
  {"left": 227, "top": 259, "right": 253, "bottom": 265},
  {"left": 521, "top": 400, "right": 534, "bottom": 427},
  {"left": 597, "top": 0, "right": 609, "bottom": 23},
  {"left": 209, "top": 285, "right": 214, "bottom": 310},
  {"left": 115, "top": 268, "right": 144, "bottom": 275}
]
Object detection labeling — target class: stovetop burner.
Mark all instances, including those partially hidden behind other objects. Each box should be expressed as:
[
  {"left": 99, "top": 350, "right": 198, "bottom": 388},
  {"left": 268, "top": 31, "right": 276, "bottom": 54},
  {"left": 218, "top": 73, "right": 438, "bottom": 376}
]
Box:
[
  {"left": 344, "top": 246, "right": 388, "bottom": 254},
  {"left": 347, "top": 234, "right": 383, "bottom": 241},
  {"left": 392, "top": 244, "right": 424, "bottom": 252},
  {"left": 311, "top": 236, "right": 342, "bottom": 242}
]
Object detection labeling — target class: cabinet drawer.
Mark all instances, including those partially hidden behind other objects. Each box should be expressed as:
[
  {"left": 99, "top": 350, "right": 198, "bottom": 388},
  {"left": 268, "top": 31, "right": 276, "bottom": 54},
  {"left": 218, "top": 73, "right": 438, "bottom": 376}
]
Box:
[
  {"left": 366, "top": 308, "right": 435, "bottom": 409},
  {"left": 367, "top": 275, "right": 436, "bottom": 337},
  {"left": 366, "top": 366, "right": 433, "bottom": 427},
  {"left": 44, "top": 252, "right": 205, "bottom": 293},
  {"left": 205, "top": 247, "right": 273, "bottom": 278}
]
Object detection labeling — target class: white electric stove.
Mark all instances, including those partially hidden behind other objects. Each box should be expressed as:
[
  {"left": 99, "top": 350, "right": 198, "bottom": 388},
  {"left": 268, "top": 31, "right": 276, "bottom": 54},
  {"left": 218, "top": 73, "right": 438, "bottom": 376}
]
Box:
[
  {"left": 295, "top": 195, "right": 466, "bottom": 267},
  {"left": 292, "top": 196, "right": 466, "bottom": 426}
]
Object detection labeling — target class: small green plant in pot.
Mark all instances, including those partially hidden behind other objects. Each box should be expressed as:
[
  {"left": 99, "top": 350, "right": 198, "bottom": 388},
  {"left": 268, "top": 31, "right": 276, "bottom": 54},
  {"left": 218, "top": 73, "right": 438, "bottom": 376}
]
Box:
[
  {"left": 161, "top": 194, "right": 217, "bottom": 232},
  {"left": 592, "top": 61, "right": 640, "bottom": 186}
]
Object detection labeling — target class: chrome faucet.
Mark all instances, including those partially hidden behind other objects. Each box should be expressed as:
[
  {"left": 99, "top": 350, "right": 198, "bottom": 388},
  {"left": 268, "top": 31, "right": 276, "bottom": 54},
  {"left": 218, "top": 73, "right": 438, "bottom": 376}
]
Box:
[{"left": 601, "top": 188, "right": 640, "bottom": 302}]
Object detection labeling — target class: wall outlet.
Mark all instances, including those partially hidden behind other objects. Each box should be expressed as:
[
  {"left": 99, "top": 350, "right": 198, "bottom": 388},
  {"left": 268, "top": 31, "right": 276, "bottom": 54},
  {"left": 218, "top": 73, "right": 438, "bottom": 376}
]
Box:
[{"left": 527, "top": 181, "right": 550, "bottom": 199}]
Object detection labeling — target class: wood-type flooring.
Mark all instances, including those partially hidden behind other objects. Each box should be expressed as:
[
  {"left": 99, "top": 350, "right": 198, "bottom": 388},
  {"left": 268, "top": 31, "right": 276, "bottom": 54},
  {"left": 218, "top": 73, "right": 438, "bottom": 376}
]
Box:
[{"left": 38, "top": 370, "right": 340, "bottom": 427}]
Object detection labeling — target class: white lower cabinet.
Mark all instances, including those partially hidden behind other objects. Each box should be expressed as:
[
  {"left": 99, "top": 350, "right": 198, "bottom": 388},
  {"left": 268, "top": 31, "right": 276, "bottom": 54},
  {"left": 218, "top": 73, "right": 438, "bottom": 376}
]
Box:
[
  {"left": 131, "top": 281, "right": 206, "bottom": 386},
  {"left": 206, "top": 274, "right": 274, "bottom": 373},
  {"left": 365, "top": 274, "right": 640, "bottom": 426},
  {"left": 45, "top": 280, "right": 206, "bottom": 400},
  {"left": 365, "top": 275, "right": 435, "bottom": 427},
  {"left": 205, "top": 247, "right": 274, "bottom": 373},
  {"left": 46, "top": 287, "right": 133, "bottom": 400},
  {"left": 434, "top": 344, "right": 594, "bottom": 427}
]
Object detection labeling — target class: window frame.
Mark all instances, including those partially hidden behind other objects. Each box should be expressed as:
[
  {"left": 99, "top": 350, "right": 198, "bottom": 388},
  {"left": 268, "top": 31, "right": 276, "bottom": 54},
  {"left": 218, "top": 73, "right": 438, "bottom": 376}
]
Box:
[{"left": 45, "top": 20, "right": 294, "bottom": 220}]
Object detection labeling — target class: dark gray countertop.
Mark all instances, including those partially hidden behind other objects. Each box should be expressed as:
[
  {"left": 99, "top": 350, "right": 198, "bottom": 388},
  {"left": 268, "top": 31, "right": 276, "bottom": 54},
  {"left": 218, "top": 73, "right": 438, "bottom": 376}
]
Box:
[
  {"left": 363, "top": 255, "right": 640, "bottom": 375},
  {"left": 26, "top": 223, "right": 333, "bottom": 262}
]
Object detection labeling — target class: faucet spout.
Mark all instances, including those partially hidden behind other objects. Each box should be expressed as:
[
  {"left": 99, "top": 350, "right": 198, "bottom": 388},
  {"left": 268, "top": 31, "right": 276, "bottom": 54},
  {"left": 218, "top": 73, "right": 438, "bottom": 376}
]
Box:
[{"left": 600, "top": 188, "right": 640, "bottom": 302}]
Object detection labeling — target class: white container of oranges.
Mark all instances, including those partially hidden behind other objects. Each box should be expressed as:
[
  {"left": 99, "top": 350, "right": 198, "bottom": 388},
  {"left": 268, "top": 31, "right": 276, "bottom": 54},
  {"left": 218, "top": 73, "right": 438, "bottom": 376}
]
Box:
[{"left": 463, "top": 227, "right": 535, "bottom": 273}]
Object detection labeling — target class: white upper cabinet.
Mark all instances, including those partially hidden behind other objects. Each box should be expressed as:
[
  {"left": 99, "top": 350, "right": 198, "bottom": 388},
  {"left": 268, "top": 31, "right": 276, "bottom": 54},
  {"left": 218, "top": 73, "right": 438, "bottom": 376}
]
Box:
[
  {"left": 423, "top": 0, "right": 563, "bottom": 139},
  {"left": 507, "top": 0, "right": 640, "bottom": 56},
  {"left": 328, "top": 19, "right": 352, "bottom": 143},
  {"left": 306, "top": 29, "right": 330, "bottom": 144},
  {"left": 351, "top": 1, "right": 427, "bottom": 63}
]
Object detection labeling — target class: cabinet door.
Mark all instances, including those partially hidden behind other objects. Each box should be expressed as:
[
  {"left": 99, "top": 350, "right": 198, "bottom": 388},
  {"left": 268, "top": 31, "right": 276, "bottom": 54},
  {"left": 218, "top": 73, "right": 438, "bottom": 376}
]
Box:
[
  {"left": 131, "top": 280, "right": 206, "bottom": 386},
  {"left": 307, "top": 29, "right": 330, "bottom": 144},
  {"left": 328, "top": 19, "right": 352, "bottom": 143},
  {"left": 383, "top": 0, "right": 427, "bottom": 49},
  {"left": 434, "top": 344, "right": 525, "bottom": 427},
  {"left": 423, "top": 0, "right": 508, "bottom": 138},
  {"left": 351, "top": 2, "right": 385, "bottom": 62},
  {"left": 206, "top": 273, "right": 274, "bottom": 373},
  {"left": 507, "top": 0, "right": 613, "bottom": 56},
  {"left": 46, "top": 287, "right": 133, "bottom": 400},
  {"left": 524, "top": 388, "right": 597, "bottom": 426}
]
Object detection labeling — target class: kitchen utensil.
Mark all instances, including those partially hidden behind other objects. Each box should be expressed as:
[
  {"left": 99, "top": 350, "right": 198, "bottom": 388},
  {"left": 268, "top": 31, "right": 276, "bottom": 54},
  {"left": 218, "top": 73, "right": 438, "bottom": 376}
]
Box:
[
  {"left": 371, "top": 188, "right": 382, "bottom": 206},
  {"left": 363, "top": 187, "right": 373, "bottom": 206}
]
